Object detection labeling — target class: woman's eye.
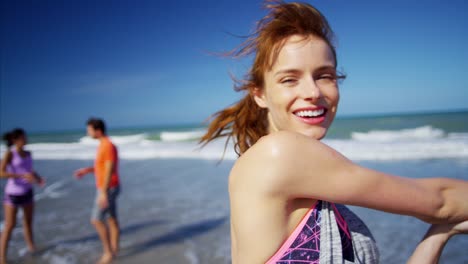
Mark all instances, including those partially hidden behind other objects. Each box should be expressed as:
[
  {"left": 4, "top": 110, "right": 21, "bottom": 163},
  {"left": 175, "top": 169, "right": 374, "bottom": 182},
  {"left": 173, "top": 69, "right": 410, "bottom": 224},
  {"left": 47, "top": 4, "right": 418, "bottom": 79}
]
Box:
[
  {"left": 280, "top": 78, "right": 297, "bottom": 84},
  {"left": 316, "top": 74, "right": 338, "bottom": 85},
  {"left": 317, "top": 74, "right": 336, "bottom": 80}
]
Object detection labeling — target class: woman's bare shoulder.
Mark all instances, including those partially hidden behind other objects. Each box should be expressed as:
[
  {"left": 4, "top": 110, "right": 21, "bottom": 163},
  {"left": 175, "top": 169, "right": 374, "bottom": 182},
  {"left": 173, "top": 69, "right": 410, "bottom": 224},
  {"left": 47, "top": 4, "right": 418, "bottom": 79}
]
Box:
[
  {"left": 1, "top": 150, "right": 13, "bottom": 168},
  {"left": 229, "top": 131, "right": 326, "bottom": 192},
  {"left": 239, "top": 131, "right": 322, "bottom": 161},
  {"left": 2, "top": 149, "right": 13, "bottom": 160},
  {"left": 238, "top": 131, "right": 327, "bottom": 165}
]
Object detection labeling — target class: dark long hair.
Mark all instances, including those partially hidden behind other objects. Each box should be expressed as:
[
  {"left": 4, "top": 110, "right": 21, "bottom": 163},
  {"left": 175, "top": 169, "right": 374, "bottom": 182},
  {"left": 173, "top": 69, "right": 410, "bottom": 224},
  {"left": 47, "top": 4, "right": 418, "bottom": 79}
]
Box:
[{"left": 2, "top": 128, "right": 26, "bottom": 148}]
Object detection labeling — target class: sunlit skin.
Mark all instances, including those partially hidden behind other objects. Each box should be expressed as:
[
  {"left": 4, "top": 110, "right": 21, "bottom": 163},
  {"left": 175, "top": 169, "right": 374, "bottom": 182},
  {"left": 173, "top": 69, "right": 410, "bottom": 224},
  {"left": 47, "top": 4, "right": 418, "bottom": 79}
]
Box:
[
  {"left": 254, "top": 35, "right": 340, "bottom": 140},
  {"left": 87, "top": 125, "right": 102, "bottom": 139},
  {"left": 15, "top": 135, "right": 27, "bottom": 148},
  {"left": 231, "top": 35, "right": 343, "bottom": 263},
  {"left": 229, "top": 34, "right": 468, "bottom": 264}
]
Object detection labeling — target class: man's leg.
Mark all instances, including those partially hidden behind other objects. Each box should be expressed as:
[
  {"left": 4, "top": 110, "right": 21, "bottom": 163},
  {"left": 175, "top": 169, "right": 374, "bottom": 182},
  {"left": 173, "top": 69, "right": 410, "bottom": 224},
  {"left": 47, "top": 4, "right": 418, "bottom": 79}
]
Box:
[
  {"left": 107, "top": 186, "right": 120, "bottom": 256},
  {"left": 91, "top": 219, "right": 113, "bottom": 264},
  {"left": 107, "top": 217, "right": 120, "bottom": 255},
  {"left": 91, "top": 194, "right": 113, "bottom": 264}
]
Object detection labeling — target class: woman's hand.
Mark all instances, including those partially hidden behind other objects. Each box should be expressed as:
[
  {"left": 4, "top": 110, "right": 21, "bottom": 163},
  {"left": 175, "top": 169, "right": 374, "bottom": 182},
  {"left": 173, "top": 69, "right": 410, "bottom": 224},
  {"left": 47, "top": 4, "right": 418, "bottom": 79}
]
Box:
[
  {"left": 22, "top": 172, "right": 37, "bottom": 184},
  {"left": 35, "top": 173, "right": 46, "bottom": 187},
  {"left": 407, "top": 220, "right": 468, "bottom": 264},
  {"left": 23, "top": 172, "right": 46, "bottom": 186},
  {"left": 451, "top": 220, "right": 468, "bottom": 234},
  {"left": 437, "top": 219, "right": 468, "bottom": 237}
]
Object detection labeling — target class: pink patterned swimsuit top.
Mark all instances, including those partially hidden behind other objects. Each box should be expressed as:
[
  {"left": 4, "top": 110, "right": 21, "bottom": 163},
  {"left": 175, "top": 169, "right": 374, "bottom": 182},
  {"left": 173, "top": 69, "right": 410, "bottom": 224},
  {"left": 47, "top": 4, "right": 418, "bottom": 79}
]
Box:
[{"left": 266, "top": 200, "right": 380, "bottom": 264}]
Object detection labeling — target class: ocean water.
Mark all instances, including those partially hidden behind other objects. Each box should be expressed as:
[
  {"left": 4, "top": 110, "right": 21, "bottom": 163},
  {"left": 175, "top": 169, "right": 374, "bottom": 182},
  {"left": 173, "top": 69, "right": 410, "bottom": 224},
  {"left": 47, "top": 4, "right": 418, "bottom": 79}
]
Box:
[
  {"left": 1, "top": 110, "right": 468, "bottom": 263},
  {"left": 1, "top": 110, "right": 467, "bottom": 161},
  {"left": 1, "top": 159, "right": 467, "bottom": 264}
]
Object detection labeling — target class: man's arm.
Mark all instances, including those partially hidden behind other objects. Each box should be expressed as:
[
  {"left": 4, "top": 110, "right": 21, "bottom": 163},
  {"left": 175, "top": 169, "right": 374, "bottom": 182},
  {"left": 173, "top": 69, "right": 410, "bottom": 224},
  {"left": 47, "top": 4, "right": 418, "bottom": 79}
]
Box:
[
  {"left": 97, "top": 161, "right": 113, "bottom": 209},
  {"left": 100, "top": 160, "right": 114, "bottom": 193},
  {"left": 74, "top": 167, "right": 94, "bottom": 179},
  {"left": 97, "top": 141, "right": 117, "bottom": 208}
]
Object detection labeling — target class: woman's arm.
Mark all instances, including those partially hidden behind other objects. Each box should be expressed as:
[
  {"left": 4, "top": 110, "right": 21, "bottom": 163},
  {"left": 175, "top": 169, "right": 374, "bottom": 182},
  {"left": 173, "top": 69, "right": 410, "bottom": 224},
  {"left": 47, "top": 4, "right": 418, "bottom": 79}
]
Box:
[
  {"left": 407, "top": 220, "right": 468, "bottom": 264},
  {"left": 32, "top": 172, "right": 45, "bottom": 186},
  {"left": 234, "top": 131, "right": 468, "bottom": 224},
  {"left": 1, "top": 151, "right": 44, "bottom": 185},
  {"left": 0, "top": 151, "right": 20, "bottom": 179},
  {"left": 28, "top": 151, "right": 45, "bottom": 185}
]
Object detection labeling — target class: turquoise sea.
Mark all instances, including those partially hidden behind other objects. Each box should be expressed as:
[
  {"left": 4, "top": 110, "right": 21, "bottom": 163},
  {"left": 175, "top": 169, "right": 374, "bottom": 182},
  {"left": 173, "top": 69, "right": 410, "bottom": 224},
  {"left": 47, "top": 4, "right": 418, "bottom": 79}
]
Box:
[
  {"left": 23, "top": 110, "right": 468, "bottom": 142},
  {"left": 2, "top": 110, "right": 466, "bottom": 161},
  {"left": 1, "top": 110, "right": 467, "bottom": 263}
]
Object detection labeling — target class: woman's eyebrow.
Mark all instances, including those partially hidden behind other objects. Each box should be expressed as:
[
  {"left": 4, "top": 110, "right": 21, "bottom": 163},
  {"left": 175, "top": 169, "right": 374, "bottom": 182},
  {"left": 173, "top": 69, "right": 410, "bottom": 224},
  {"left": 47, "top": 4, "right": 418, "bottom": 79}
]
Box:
[
  {"left": 314, "top": 65, "right": 336, "bottom": 72},
  {"left": 274, "top": 65, "right": 336, "bottom": 77},
  {"left": 274, "top": 69, "right": 303, "bottom": 77}
]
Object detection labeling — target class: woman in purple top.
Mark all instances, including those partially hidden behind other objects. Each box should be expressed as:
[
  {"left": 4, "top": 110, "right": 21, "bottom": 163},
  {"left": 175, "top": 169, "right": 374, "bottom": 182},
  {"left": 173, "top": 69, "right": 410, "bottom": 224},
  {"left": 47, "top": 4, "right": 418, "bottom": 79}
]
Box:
[{"left": 0, "top": 128, "right": 44, "bottom": 264}]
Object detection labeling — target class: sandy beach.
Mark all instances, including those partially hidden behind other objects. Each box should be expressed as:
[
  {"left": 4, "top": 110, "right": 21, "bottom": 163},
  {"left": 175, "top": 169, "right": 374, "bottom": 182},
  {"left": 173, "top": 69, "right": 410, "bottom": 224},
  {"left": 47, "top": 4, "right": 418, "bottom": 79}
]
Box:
[
  {"left": 1, "top": 157, "right": 468, "bottom": 264},
  {"left": 1, "top": 159, "right": 232, "bottom": 264}
]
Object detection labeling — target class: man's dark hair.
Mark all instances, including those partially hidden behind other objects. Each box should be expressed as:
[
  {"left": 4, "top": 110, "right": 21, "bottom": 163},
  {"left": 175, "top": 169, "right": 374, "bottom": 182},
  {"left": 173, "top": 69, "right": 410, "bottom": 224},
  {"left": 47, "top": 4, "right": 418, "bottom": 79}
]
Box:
[{"left": 87, "top": 118, "right": 106, "bottom": 134}]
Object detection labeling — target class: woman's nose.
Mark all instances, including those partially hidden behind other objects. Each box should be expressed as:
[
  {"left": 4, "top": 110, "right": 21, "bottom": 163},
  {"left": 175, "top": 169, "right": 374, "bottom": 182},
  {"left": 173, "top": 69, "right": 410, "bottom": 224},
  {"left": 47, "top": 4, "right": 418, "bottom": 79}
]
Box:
[{"left": 299, "top": 77, "right": 321, "bottom": 100}]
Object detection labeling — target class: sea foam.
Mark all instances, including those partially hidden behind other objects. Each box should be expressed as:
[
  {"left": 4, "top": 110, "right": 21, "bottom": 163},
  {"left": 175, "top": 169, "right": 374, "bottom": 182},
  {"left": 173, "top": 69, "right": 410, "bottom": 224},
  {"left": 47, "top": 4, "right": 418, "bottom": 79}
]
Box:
[{"left": 1, "top": 126, "right": 466, "bottom": 161}]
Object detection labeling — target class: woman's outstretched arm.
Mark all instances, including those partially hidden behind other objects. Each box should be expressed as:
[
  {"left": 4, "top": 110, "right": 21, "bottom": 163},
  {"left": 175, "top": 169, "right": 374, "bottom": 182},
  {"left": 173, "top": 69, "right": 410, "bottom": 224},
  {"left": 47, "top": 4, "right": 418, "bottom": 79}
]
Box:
[{"left": 233, "top": 131, "right": 468, "bottom": 224}]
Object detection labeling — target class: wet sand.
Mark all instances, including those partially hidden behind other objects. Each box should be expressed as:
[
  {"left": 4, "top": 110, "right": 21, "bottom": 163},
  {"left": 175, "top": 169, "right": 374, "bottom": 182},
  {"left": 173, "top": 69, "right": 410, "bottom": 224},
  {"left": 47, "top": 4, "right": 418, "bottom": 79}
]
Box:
[{"left": 1, "top": 158, "right": 467, "bottom": 263}]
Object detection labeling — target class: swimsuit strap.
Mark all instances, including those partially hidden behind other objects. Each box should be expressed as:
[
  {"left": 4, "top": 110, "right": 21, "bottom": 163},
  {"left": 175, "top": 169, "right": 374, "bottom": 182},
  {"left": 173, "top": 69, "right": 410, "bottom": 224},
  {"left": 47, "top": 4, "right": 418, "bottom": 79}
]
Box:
[
  {"left": 319, "top": 201, "right": 354, "bottom": 263},
  {"left": 266, "top": 200, "right": 322, "bottom": 263},
  {"left": 266, "top": 200, "right": 379, "bottom": 263}
]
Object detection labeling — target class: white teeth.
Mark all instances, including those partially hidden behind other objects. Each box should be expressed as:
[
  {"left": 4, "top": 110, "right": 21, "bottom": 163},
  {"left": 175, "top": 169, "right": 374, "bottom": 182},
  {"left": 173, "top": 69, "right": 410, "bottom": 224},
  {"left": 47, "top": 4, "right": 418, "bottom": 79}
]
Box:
[{"left": 295, "top": 109, "right": 325, "bottom": 117}]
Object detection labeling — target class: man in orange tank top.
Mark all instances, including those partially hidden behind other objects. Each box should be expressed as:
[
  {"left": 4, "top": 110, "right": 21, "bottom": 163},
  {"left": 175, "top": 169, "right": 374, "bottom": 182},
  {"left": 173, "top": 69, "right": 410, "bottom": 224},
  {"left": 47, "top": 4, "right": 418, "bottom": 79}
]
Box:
[{"left": 74, "top": 118, "right": 120, "bottom": 264}]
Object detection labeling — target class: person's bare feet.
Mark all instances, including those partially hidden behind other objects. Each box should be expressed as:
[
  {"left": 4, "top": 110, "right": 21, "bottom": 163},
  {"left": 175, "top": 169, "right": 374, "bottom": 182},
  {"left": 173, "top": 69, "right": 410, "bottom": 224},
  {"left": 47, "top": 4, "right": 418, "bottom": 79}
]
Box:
[
  {"left": 111, "top": 246, "right": 119, "bottom": 257},
  {"left": 97, "top": 252, "right": 113, "bottom": 264},
  {"left": 27, "top": 245, "right": 36, "bottom": 253}
]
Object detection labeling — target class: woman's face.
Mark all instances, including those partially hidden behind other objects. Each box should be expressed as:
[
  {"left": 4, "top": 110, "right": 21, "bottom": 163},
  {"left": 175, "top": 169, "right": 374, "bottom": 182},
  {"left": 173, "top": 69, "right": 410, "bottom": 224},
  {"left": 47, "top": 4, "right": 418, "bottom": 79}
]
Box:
[
  {"left": 14, "top": 134, "right": 27, "bottom": 147},
  {"left": 254, "top": 35, "right": 340, "bottom": 140}
]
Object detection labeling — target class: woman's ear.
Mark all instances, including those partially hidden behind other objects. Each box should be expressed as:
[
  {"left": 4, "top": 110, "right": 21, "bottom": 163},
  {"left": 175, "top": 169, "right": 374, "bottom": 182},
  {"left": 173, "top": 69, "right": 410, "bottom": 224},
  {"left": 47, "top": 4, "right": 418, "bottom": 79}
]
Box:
[{"left": 252, "top": 87, "right": 268, "bottom": 108}]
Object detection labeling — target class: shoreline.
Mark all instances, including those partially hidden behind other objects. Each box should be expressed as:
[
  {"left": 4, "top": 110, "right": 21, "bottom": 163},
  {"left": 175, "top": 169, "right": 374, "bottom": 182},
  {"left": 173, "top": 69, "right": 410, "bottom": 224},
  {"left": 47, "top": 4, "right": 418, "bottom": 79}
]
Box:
[{"left": 1, "top": 158, "right": 467, "bottom": 263}]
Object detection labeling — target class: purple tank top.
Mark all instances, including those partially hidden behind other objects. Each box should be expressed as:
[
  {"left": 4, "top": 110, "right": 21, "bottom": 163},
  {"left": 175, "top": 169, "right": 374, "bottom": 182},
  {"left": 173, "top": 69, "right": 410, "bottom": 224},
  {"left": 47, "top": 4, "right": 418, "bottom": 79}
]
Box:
[{"left": 5, "top": 148, "right": 33, "bottom": 195}]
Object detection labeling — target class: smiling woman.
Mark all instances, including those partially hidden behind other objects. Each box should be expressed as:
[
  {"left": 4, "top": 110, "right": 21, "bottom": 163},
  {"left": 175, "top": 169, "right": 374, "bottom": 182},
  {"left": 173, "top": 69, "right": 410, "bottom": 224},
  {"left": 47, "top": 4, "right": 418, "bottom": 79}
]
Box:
[
  {"left": 200, "top": 1, "right": 344, "bottom": 155},
  {"left": 253, "top": 35, "right": 342, "bottom": 140},
  {"left": 200, "top": 1, "right": 468, "bottom": 264}
]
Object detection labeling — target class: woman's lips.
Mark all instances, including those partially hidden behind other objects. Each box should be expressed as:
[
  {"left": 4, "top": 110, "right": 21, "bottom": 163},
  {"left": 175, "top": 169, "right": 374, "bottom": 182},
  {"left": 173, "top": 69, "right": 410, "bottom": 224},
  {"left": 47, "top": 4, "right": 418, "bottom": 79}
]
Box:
[{"left": 293, "top": 107, "right": 327, "bottom": 125}]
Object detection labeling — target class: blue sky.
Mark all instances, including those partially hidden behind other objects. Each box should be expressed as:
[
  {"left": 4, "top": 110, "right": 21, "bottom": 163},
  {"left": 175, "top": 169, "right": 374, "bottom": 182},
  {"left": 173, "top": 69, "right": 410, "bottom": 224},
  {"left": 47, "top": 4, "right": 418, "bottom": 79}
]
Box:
[{"left": 1, "top": 0, "right": 467, "bottom": 132}]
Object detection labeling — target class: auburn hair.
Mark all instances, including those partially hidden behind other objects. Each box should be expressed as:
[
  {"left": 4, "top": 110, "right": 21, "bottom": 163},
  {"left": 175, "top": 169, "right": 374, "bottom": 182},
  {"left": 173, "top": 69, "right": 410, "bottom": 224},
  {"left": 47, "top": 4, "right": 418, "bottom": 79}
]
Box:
[{"left": 200, "top": 1, "right": 339, "bottom": 156}]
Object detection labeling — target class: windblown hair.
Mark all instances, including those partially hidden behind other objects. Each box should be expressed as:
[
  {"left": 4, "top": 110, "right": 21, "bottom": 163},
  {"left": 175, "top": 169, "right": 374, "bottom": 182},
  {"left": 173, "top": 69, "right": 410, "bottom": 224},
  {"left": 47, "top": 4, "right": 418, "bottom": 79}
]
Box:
[
  {"left": 200, "top": 1, "right": 340, "bottom": 156},
  {"left": 2, "top": 128, "right": 26, "bottom": 148}
]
